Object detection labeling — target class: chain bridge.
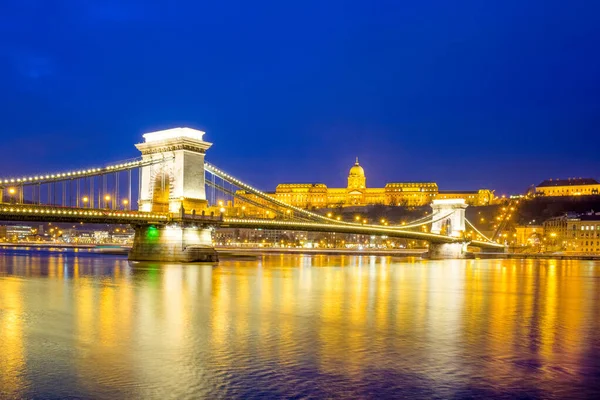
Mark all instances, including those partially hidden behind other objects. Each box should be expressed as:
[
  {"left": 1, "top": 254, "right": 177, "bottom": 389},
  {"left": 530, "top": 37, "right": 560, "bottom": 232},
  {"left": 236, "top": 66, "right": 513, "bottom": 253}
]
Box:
[{"left": 0, "top": 127, "right": 505, "bottom": 261}]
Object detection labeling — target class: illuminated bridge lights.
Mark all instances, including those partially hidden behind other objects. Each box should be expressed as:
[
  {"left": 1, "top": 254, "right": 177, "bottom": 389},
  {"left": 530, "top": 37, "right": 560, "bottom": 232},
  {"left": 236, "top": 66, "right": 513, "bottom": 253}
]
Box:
[
  {"left": 0, "top": 159, "right": 171, "bottom": 187},
  {"left": 206, "top": 162, "right": 506, "bottom": 245},
  {"left": 0, "top": 205, "right": 169, "bottom": 222}
]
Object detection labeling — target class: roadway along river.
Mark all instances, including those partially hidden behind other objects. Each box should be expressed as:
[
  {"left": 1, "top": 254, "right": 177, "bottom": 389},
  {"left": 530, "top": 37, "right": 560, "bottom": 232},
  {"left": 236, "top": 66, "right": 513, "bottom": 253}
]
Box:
[{"left": 1, "top": 250, "right": 599, "bottom": 399}]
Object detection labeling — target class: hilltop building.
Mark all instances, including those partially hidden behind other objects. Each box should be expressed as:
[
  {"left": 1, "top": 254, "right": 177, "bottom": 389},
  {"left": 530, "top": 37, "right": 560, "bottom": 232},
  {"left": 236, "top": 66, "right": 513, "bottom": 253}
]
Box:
[
  {"left": 234, "top": 158, "right": 494, "bottom": 214},
  {"left": 535, "top": 178, "right": 600, "bottom": 197}
]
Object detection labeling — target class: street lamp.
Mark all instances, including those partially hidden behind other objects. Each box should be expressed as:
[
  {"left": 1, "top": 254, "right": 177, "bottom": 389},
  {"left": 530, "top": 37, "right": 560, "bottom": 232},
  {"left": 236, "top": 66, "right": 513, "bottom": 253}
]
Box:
[
  {"left": 122, "top": 199, "right": 129, "bottom": 210},
  {"left": 104, "top": 194, "right": 111, "bottom": 209},
  {"left": 8, "top": 187, "right": 16, "bottom": 204},
  {"left": 82, "top": 196, "right": 89, "bottom": 208}
]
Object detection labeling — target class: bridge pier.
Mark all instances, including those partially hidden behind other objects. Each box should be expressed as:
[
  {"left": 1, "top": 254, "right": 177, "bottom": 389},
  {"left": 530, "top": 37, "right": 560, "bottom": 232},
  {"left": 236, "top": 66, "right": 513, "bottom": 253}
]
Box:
[
  {"left": 427, "top": 242, "right": 469, "bottom": 259},
  {"left": 128, "top": 224, "right": 218, "bottom": 263}
]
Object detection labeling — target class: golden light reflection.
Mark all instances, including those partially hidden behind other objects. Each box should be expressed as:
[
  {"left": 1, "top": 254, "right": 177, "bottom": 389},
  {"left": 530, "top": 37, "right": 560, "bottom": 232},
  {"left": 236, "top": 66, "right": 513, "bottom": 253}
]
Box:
[
  {"left": 0, "top": 277, "right": 26, "bottom": 397},
  {"left": 1, "top": 253, "right": 600, "bottom": 397}
]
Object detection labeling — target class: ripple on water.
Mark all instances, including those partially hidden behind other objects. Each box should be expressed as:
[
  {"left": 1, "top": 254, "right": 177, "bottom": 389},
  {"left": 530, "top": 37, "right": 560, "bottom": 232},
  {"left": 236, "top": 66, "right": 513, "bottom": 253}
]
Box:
[{"left": 1, "top": 254, "right": 600, "bottom": 399}]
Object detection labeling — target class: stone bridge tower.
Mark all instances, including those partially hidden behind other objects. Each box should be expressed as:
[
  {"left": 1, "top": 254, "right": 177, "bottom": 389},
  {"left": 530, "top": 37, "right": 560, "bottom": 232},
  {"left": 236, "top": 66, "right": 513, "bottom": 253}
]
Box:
[
  {"left": 136, "top": 127, "right": 211, "bottom": 213},
  {"left": 428, "top": 199, "right": 469, "bottom": 259},
  {"left": 129, "top": 127, "right": 218, "bottom": 263}
]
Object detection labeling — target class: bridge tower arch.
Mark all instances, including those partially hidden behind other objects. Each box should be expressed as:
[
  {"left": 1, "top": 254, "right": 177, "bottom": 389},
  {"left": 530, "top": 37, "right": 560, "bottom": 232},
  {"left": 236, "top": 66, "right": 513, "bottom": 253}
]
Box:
[
  {"left": 136, "top": 127, "right": 212, "bottom": 213},
  {"left": 428, "top": 199, "right": 468, "bottom": 259},
  {"left": 430, "top": 199, "right": 467, "bottom": 238}
]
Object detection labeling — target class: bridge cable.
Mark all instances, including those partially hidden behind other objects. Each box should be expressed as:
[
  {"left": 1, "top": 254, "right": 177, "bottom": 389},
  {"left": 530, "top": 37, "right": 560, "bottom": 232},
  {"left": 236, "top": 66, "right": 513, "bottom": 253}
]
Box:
[
  {"left": 465, "top": 218, "right": 495, "bottom": 243},
  {"left": 205, "top": 163, "right": 460, "bottom": 229}
]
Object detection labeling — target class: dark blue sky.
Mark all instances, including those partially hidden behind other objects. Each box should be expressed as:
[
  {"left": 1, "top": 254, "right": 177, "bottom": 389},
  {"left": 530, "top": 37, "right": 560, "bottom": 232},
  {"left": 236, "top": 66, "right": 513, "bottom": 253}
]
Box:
[{"left": 1, "top": 0, "right": 599, "bottom": 195}]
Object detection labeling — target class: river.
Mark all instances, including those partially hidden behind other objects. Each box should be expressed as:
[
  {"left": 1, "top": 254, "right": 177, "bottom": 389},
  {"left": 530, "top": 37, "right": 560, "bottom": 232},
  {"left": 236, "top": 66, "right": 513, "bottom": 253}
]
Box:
[{"left": 1, "top": 250, "right": 599, "bottom": 399}]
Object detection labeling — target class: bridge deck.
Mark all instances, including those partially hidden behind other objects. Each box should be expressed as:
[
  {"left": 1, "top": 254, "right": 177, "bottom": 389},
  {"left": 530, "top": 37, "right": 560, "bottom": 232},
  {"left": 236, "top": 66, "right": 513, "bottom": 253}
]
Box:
[
  {"left": 0, "top": 204, "right": 174, "bottom": 225},
  {"left": 220, "top": 217, "right": 504, "bottom": 248},
  {"left": 0, "top": 205, "right": 503, "bottom": 249}
]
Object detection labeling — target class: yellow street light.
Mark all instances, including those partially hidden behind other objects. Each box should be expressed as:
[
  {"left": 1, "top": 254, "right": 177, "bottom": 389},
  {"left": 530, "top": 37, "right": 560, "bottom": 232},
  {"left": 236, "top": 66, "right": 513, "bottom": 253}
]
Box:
[
  {"left": 8, "top": 187, "right": 16, "bottom": 195},
  {"left": 104, "top": 195, "right": 111, "bottom": 201},
  {"left": 82, "top": 196, "right": 89, "bottom": 203}
]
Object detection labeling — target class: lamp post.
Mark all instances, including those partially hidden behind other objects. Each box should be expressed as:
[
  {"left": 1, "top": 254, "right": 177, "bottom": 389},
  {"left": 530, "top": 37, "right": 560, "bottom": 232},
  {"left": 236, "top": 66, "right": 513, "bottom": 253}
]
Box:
[
  {"left": 82, "top": 196, "right": 89, "bottom": 208},
  {"left": 122, "top": 199, "right": 129, "bottom": 210},
  {"left": 8, "top": 187, "right": 16, "bottom": 204},
  {"left": 104, "top": 194, "right": 111, "bottom": 209}
]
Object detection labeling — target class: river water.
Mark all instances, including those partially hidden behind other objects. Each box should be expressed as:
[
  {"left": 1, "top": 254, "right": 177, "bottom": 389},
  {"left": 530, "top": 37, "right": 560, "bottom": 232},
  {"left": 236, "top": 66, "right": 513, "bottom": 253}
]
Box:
[{"left": 1, "top": 250, "right": 599, "bottom": 399}]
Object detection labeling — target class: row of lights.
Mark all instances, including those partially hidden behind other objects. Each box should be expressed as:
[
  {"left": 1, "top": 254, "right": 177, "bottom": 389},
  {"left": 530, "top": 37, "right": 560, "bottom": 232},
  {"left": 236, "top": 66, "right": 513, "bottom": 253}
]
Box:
[
  {"left": 3, "top": 191, "right": 130, "bottom": 208},
  {"left": 0, "top": 160, "right": 143, "bottom": 185},
  {"left": 0, "top": 206, "right": 167, "bottom": 219},
  {"left": 222, "top": 217, "right": 452, "bottom": 241}
]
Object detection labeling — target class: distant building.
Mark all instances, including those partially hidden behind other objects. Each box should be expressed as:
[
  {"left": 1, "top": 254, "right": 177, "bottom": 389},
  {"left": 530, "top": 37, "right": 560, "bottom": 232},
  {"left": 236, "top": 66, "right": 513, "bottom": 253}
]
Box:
[
  {"left": 234, "top": 158, "right": 495, "bottom": 215},
  {"left": 535, "top": 178, "right": 600, "bottom": 197},
  {"left": 0, "top": 225, "right": 34, "bottom": 241},
  {"left": 544, "top": 212, "right": 600, "bottom": 253},
  {"left": 514, "top": 225, "right": 544, "bottom": 247},
  {"left": 436, "top": 190, "right": 495, "bottom": 206}
]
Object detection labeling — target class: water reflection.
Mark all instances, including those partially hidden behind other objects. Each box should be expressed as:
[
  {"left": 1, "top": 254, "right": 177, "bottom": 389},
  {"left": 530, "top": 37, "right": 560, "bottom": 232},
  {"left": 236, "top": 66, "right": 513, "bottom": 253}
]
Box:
[{"left": 1, "top": 251, "right": 600, "bottom": 398}]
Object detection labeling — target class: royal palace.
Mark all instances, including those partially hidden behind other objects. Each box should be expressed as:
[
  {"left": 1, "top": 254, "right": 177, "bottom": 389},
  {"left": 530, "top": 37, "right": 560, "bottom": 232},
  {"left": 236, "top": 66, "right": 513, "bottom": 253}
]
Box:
[{"left": 234, "top": 158, "right": 494, "bottom": 214}]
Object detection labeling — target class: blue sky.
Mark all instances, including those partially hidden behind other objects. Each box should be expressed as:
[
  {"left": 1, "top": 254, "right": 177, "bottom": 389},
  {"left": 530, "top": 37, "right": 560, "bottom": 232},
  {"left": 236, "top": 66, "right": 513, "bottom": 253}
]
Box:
[{"left": 1, "top": 0, "right": 599, "bottom": 195}]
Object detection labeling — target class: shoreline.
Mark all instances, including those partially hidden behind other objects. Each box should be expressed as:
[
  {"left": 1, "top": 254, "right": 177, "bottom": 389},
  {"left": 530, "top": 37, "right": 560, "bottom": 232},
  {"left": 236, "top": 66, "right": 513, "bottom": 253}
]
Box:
[{"left": 1, "top": 243, "right": 599, "bottom": 260}]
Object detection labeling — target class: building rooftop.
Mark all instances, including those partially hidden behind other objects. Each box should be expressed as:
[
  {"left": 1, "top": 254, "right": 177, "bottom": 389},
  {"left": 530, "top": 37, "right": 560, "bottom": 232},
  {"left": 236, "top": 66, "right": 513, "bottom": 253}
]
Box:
[
  {"left": 576, "top": 214, "right": 600, "bottom": 221},
  {"left": 537, "top": 178, "right": 599, "bottom": 187},
  {"left": 385, "top": 182, "right": 437, "bottom": 187},
  {"left": 437, "top": 190, "right": 478, "bottom": 194},
  {"left": 276, "top": 183, "right": 327, "bottom": 188}
]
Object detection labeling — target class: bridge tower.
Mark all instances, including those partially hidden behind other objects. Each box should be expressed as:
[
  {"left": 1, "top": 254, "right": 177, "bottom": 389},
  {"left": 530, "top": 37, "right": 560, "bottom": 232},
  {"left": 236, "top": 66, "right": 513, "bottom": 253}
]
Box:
[
  {"left": 428, "top": 199, "right": 469, "bottom": 259},
  {"left": 430, "top": 199, "right": 467, "bottom": 237},
  {"left": 129, "top": 127, "right": 218, "bottom": 263},
  {"left": 136, "top": 127, "right": 211, "bottom": 213}
]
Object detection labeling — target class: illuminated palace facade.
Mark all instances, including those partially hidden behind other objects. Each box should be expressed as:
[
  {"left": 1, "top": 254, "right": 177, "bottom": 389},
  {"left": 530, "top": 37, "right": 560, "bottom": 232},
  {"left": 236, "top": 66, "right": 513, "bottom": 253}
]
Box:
[
  {"left": 234, "top": 159, "right": 494, "bottom": 213},
  {"left": 535, "top": 178, "right": 600, "bottom": 197}
]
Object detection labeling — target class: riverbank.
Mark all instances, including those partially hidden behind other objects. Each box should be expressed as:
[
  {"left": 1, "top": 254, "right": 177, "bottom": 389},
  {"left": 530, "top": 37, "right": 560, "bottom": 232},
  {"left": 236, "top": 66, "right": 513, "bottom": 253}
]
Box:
[{"left": 2, "top": 242, "right": 599, "bottom": 260}]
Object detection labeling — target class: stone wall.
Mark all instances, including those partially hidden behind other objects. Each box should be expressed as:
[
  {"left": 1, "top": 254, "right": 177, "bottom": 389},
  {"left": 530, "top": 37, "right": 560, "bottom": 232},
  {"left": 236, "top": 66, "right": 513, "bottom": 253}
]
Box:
[{"left": 129, "top": 224, "right": 218, "bottom": 262}]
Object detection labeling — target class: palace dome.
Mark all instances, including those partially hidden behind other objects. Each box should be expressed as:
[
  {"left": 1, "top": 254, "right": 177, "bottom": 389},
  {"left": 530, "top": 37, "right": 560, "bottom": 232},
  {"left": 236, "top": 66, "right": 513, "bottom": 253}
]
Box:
[{"left": 348, "top": 157, "right": 365, "bottom": 177}]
